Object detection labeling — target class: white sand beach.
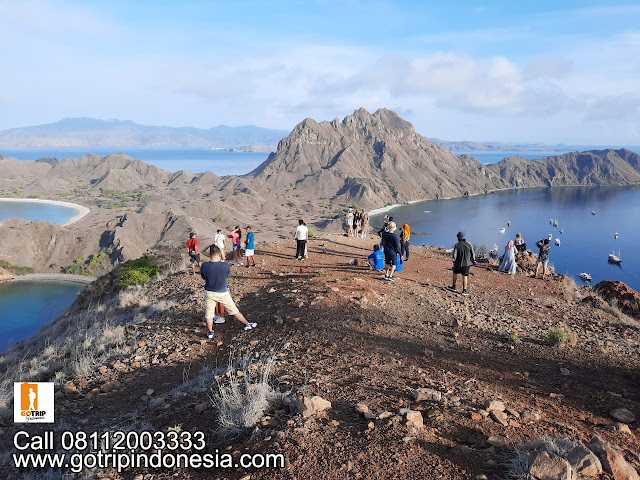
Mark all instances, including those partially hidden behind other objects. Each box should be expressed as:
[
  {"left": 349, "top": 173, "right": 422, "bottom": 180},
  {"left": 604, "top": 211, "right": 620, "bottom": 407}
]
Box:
[
  {"left": 0, "top": 198, "right": 90, "bottom": 226},
  {"left": 13, "top": 273, "right": 96, "bottom": 284}
]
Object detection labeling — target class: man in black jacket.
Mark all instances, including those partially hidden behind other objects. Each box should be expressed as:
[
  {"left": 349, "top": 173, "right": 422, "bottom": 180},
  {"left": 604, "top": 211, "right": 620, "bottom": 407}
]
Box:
[{"left": 381, "top": 223, "right": 401, "bottom": 282}]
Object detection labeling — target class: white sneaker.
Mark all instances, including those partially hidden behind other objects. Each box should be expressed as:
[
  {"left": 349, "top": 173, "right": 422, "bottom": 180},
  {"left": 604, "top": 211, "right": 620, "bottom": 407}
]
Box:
[
  {"left": 244, "top": 322, "right": 258, "bottom": 331},
  {"left": 206, "top": 331, "right": 214, "bottom": 339},
  {"left": 239, "top": 262, "right": 244, "bottom": 266},
  {"left": 233, "top": 262, "right": 240, "bottom": 266},
  {"left": 214, "top": 316, "right": 226, "bottom": 324}
]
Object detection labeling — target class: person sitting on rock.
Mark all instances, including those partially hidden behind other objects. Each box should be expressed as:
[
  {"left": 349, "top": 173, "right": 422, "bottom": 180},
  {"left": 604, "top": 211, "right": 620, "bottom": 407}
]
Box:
[
  {"left": 514, "top": 233, "right": 527, "bottom": 253},
  {"left": 200, "top": 245, "right": 257, "bottom": 339},
  {"left": 368, "top": 244, "right": 385, "bottom": 271},
  {"left": 186, "top": 232, "right": 201, "bottom": 275}
]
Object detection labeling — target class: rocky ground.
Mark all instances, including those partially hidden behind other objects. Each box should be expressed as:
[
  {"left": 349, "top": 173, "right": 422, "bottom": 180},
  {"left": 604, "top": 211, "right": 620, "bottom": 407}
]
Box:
[{"left": 1, "top": 235, "right": 639, "bottom": 479}]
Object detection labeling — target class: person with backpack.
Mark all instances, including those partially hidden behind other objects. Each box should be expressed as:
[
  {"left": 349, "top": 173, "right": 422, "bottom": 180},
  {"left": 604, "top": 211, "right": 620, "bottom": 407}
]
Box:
[
  {"left": 400, "top": 223, "right": 411, "bottom": 261},
  {"left": 446, "top": 231, "right": 476, "bottom": 296},
  {"left": 186, "top": 232, "right": 201, "bottom": 275}
]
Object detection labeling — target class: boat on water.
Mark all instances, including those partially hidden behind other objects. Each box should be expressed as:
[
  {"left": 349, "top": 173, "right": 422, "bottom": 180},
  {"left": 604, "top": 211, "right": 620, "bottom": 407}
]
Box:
[
  {"left": 591, "top": 211, "right": 596, "bottom": 215},
  {"left": 499, "top": 227, "right": 506, "bottom": 234},
  {"left": 555, "top": 238, "right": 561, "bottom": 246},
  {"left": 608, "top": 250, "right": 622, "bottom": 264},
  {"left": 560, "top": 229, "right": 564, "bottom": 234},
  {"left": 548, "top": 233, "right": 553, "bottom": 241},
  {"left": 614, "top": 232, "right": 619, "bottom": 239},
  {"left": 489, "top": 244, "right": 498, "bottom": 256},
  {"left": 578, "top": 273, "right": 592, "bottom": 281}
]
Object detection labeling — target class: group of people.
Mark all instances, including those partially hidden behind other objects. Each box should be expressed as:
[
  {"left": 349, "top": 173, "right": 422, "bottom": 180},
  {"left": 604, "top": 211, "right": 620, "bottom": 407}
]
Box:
[
  {"left": 366, "top": 215, "right": 411, "bottom": 282},
  {"left": 498, "top": 232, "right": 551, "bottom": 279},
  {"left": 346, "top": 208, "right": 370, "bottom": 238}
]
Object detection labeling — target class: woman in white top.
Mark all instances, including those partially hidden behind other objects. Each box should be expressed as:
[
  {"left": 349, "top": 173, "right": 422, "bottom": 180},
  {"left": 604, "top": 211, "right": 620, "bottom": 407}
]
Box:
[{"left": 295, "top": 219, "right": 308, "bottom": 260}]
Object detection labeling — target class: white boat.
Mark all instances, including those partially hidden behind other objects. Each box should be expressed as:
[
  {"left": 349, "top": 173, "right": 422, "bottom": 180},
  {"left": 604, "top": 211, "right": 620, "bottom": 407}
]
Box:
[
  {"left": 614, "top": 232, "right": 619, "bottom": 239},
  {"left": 578, "top": 273, "right": 592, "bottom": 281},
  {"left": 489, "top": 244, "right": 498, "bottom": 256},
  {"left": 608, "top": 250, "right": 622, "bottom": 264},
  {"left": 499, "top": 227, "right": 506, "bottom": 234},
  {"left": 560, "top": 229, "right": 564, "bottom": 234},
  {"left": 549, "top": 218, "right": 554, "bottom": 223},
  {"left": 555, "top": 238, "right": 561, "bottom": 246},
  {"left": 548, "top": 233, "right": 553, "bottom": 241},
  {"left": 591, "top": 211, "right": 596, "bottom": 215},
  {"left": 551, "top": 219, "right": 558, "bottom": 227}
]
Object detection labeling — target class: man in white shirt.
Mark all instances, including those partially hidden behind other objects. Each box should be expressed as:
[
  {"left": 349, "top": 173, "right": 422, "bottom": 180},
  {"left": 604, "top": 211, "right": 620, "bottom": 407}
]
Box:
[
  {"left": 213, "top": 229, "right": 227, "bottom": 261},
  {"left": 294, "top": 220, "right": 308, "bottom": 260}
]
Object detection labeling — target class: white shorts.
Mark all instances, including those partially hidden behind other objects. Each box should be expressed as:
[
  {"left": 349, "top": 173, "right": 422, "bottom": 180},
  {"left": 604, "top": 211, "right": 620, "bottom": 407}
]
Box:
[{"left": 245, "top": 249, "right": 254, "bottom": 257}]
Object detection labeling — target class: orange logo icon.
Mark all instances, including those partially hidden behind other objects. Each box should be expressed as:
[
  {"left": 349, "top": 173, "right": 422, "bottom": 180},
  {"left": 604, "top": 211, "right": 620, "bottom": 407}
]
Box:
[{"left": 21, "top": 383, "right": 38, "bottom": 412}]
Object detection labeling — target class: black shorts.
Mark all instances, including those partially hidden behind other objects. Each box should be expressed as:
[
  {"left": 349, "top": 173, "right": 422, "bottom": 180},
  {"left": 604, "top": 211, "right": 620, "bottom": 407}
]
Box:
[
  {"left": 384, "top": 253, "right": 397, "bottom": 266},
  {"left": 189, "top": 253, "right": 201, "bottom": 263},
  {"left": 453, "top": 265, "right": 470, "bottom": 276}
]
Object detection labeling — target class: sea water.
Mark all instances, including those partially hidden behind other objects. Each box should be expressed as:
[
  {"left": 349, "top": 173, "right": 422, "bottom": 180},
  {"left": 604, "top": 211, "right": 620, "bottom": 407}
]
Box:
[
  {"left": 370, "top": 186, "right": 640, "bottom": 291},
  {"left": 0, "top": 199, "right": 79, "bottom": 224},
  {"left": 0, "top": 281, "right": 84, "bottom": 353},
  {"left": 0, "top": 147, "right": 269, "bottom": 175}
]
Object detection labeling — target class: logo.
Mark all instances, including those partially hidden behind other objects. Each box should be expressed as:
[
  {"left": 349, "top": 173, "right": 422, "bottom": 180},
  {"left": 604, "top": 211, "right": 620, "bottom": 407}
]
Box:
[{"left": 14, "top": 382, "right": 54, "bottom": 423}]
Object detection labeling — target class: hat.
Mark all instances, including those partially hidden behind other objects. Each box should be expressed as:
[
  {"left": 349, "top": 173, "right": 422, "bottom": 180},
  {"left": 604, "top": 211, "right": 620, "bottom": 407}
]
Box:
[{"left": 457, "top": 231, "right": 465, "bottom": 240}]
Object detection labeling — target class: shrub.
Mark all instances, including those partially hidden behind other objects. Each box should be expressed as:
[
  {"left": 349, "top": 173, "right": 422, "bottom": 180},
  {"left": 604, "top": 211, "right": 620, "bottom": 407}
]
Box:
[
  {"left": 213, "top": 216, "right": 223, "bottom": 223},
  {"left": 116, "top": 257, "right": 160, "bottom": 288},
  {"left": 0, "top": 260, "right": 34, "bottom": 274},
  {"left": 548, "top": 328, "right": 568, "bottom": 346},
  {"left": 28, "top": 194, "right": 40, "bottom": 198},
  {"left": 508, "top": 332, "right": 521, "bottom": 343},
  {"left": 308, "top": 228, "right": 315, "bottom": 237}
]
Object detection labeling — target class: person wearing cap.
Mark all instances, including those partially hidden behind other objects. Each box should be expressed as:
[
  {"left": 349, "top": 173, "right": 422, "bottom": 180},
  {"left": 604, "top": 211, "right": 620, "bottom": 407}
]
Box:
[
  {"left": 381, "top": 222, "right": 402, "bottom": 282},
  {"left": 186, "top": 232, "right": 201, "bottom": 275},
  {"left": 447, "top": 231, "right": 476, "bottom": 296}
]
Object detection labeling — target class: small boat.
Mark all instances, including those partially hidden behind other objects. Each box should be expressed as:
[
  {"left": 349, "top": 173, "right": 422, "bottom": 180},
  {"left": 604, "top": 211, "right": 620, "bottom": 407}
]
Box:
[
  {"left": 507, "top": 221, "right": 511, "bottom": 227},
  {"left": 555, "top": 238, "right": 561, "bottom": 246},
  {"left": 549, "top": 218, "right": 554, "bottom": 223},
  {"left": 499, "top": 227, "right": 506, "bottom": 234},
  {"left": 608, "top": 250, "right": 622, "bottom": 264},
  {"left": 489, "top": 244, "right": 498, "bottom": 256},
  {"left": 578, "top": 273, "right": 592, "bottom": 281},
  {"left": 560, "top": 229, "right": 564, "bottom": 234},
  {"left": 591, "top": 211, "right": 596, "bottom": 215},
  {"left": 551, "top": 219, "right": 558, "bottom": 227},
  {"left": 614, "top": 232, "right": 619, "bottom": 239},
  {"left": 548, "top": 233, "right": 553, "bottom": 241}
]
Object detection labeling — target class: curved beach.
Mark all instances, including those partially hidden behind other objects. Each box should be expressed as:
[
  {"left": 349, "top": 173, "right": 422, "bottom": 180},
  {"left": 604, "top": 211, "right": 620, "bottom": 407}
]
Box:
[{"left": 0, "top": 198, "right": 90, "bottom": 226}]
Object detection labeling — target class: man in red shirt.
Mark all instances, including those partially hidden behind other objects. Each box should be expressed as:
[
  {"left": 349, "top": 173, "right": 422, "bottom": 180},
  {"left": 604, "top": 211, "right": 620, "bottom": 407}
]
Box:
[{"left": 186, "top": 232, "right": 201, "bottom": 275}]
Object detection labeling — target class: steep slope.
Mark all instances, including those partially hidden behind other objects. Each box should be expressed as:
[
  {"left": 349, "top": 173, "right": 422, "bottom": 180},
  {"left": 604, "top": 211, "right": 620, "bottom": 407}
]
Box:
[
  {"left": 488, "top": 149, "right": 640, "bottom": 188},
  {"left": 248, "top": 108, "right": 505, "bottom": 207}
]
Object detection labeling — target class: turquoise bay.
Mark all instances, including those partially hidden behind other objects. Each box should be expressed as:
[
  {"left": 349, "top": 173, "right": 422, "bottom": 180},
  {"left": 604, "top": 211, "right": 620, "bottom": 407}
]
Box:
[{"left": 0, "top": 199, "right": 80, "bottom": 225}]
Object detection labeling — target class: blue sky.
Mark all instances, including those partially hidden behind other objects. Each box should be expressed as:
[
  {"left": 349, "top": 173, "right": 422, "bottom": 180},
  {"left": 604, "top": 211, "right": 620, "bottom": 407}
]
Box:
[{"left": 1, "top": 0, "right": 639, "bottom": 144}]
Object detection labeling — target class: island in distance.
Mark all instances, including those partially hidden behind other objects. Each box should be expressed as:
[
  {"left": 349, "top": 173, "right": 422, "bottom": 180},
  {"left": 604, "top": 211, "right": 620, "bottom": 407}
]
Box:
[{"left": 1, "top": 107, "right": 639, "bottom": 275}]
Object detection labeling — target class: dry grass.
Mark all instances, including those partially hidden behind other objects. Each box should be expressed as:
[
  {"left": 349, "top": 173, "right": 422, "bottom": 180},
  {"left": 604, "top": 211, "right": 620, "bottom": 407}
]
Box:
[
  {"left": 504, "top": 436, "right": 584, "bottom": 480},
  {"left": 0, "top": 281, "right": 167, "bottom": 414},
  {"left": 208, "top": 350, "right": 284, "bottom": 441}
]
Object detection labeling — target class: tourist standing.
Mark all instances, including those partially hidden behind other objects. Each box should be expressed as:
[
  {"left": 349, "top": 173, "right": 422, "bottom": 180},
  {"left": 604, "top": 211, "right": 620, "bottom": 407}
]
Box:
[
  {"left": 186, "top": 232, "right": 201, "bottom": 275},
  {"left": 295, "top": 220, "right": 308, "bottom": 260},
  {"left": 534, "top": 238, "right": 551, "bottom": 279},
  {"left": 514, "top": 233, "right": 527, "bottom": 253},
  {"left": 244, "top": 226, "right": 256, "bottom": 267},
  {"left": 499, "top": 240, "right": 517, "bottom": 275},
  {"left": 400, "top": 223, "right": 411, "bottom": 261},
  {"left": 227, "top": 226, "right": 243, "bottom": 266},
  {"left": 213, "top": 229, "right": 227, "bottom": 261},
  {"left": 353, "top": 210, "right": 361, "bottom": 237},
  {"left": 200, "top": 245, "right": 256, "bottom": 338},
  {"left": 360, "top": 209, "right": 369, "bottom": 238},
  {"left": 381, "top": 223, "right": 401, "bottom": 282},
  {"left": 447, "top": 231, "right": 476, "bottom": 296},
  {"left": 346, "top": 209, "right": 354, "bottom": 237}
]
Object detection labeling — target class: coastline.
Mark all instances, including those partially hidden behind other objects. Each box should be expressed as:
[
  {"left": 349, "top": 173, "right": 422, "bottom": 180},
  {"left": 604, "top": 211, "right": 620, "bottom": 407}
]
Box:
[
  {"left": 12, "top": 273, "right": 96, "bottom": 284},
  {"left": 0, "top": 197, "right": 90, "bottom": 226}
]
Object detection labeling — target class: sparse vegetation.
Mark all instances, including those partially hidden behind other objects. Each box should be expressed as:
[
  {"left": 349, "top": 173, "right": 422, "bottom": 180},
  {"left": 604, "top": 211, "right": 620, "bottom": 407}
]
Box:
[
  {"left": 115, "top": 256, "right": 161, "bottom": 287},
  {"left": 27, "top": 194, "right": 40, "bottom": 198},
  {"left": 508, "top": 332, "right": 521, "bottom": 343},
  {"left": 308, "top": 228, "right": 315, "bottom": 237},
  {"left": 6, "top": 186, "right": 24, "bottom": 197},
  {"left": 548, "top": 328, "right": 568, "bottom": 345},
  {"left": 62, "top": 253, "right": 108, "bottom": 275},
  {"left": 0, "top": 260, "right": 34, "bottom": 274},
  {"left": 213, "top": 215, "right": 223, "bottom": 223}
]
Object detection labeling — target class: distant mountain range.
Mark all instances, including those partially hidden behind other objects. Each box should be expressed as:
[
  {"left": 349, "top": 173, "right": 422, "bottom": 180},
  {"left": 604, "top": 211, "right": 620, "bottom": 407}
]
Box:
[
  {"left": 427, "top": 138, "right": 573, "bottom": 152},
  {"left": 0, "top": 118, "right": 289, "bottom": 150}
]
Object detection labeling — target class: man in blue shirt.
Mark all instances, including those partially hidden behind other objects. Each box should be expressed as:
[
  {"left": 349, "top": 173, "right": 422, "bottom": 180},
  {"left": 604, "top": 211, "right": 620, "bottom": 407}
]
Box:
[
  {"left": 245, "top": 226, "right": 256, "bottom": 267},
  {"left": 200, "top": 245, "right": 257, "bottom": 338},
  {"left": 368, "top": 244, "right": 385, "bottom": 271}
]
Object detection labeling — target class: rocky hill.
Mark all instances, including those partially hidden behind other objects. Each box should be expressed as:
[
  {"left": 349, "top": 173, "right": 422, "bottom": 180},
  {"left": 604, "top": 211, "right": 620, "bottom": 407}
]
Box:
[
  {"left": 0, "top": 117, "right": 288, "bottom": 149},
  {"left": 248, "top": 108, "right": 505, "bottom": 205},
  {"left": 487, "top": 149, "right": 640, "bottom": 188}
]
